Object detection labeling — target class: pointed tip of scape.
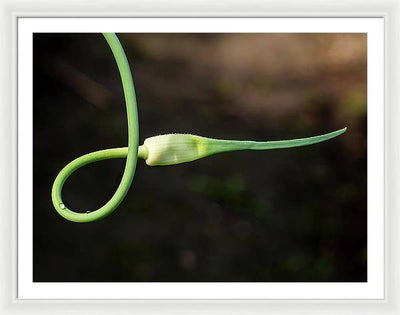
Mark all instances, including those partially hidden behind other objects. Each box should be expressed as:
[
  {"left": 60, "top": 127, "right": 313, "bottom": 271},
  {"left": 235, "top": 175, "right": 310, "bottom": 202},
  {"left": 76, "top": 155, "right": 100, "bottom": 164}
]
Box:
[{"left": 339, "top": 127, "right": 347, "bottom": 134}]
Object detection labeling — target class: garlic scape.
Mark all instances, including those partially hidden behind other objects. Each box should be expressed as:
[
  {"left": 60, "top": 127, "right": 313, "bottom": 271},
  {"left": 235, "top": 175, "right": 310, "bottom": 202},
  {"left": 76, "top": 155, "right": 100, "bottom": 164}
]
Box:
[{"left": 51, "top": 32, "right": 347, "bottom": 223}]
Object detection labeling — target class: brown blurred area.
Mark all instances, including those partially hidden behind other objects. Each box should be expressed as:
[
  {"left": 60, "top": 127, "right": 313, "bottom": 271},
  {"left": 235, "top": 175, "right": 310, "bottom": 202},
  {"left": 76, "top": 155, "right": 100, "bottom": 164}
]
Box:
[{"left": 33, "top": 33, "right": 366, "bottom": 282}]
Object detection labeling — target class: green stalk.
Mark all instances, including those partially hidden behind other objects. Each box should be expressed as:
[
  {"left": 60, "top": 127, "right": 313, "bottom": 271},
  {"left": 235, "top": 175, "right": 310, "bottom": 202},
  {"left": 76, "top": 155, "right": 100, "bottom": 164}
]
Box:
[
  {"left": 51, "top": 33, "right": 139, "bottom": 222},
  {"left": 51, "top": 33, "right": 347, "bottom": 223}
]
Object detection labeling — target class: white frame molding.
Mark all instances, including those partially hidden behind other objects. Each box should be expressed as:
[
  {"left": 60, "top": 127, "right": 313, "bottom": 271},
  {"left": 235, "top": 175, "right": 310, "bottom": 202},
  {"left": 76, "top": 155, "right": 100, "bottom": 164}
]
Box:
[{"left": 1, "top": 0, "right": 399, "bottom": 314}]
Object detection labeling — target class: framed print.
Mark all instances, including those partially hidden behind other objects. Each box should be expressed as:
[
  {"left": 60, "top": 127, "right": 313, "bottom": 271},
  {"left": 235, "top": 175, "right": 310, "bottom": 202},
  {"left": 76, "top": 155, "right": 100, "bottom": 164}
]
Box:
[
  {"left": 19, "top": 16, "right": 383, "bottom": 299},
  {"left": 1, "top": 0, "right": 399, "bottom": 314}
]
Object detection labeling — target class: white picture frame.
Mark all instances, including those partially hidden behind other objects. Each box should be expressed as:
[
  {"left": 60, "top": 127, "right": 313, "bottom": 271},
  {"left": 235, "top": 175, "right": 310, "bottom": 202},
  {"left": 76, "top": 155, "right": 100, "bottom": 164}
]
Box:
[{"left": 1, "top": 0, "right": 399, "bottom": 313}]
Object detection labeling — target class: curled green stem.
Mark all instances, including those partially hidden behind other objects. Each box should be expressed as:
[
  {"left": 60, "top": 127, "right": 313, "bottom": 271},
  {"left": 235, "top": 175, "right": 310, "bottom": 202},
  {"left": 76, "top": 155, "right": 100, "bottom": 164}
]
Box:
[
  {"left": 51, "top": 33, "right": 139, "bottom": 223},
  {"left": 51, "top": 33, "right": 347, "bottom": 223}
]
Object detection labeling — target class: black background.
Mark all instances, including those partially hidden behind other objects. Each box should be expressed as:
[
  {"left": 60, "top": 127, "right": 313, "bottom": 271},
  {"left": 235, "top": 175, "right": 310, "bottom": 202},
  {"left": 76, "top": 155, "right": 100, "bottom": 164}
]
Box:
[{"left": 33, "top": 33, "right": 367, "bottom": 282}]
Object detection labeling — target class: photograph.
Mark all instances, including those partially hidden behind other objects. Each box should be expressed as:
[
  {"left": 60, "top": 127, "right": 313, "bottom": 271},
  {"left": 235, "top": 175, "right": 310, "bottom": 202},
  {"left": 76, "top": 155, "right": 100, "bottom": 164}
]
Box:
[{"left": 33, "top": 31, "right": 367, "bottom": 283}]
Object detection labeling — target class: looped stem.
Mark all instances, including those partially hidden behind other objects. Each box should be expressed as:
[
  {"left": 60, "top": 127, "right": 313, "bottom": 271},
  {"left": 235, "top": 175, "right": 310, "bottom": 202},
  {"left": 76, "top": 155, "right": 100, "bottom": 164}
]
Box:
[
  {"left": 51, "top": 33, "right": 347, "bottom": 223},
  {"left": 51, "top": 33, "right": 139, "bottom": 223}
]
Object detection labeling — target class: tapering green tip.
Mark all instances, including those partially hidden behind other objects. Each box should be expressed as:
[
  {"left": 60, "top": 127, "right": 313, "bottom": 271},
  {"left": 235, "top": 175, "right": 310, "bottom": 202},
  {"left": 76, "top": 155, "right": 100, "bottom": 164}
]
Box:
[{"left": 138, "top": 127, "right": 347, "bottom": 166}]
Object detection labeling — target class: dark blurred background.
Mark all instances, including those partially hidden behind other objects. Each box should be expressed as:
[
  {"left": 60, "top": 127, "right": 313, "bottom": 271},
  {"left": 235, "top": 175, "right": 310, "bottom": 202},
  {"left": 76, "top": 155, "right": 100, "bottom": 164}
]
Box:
[{"left": 33, "top": 33, "right": 367, "bottom": 282}]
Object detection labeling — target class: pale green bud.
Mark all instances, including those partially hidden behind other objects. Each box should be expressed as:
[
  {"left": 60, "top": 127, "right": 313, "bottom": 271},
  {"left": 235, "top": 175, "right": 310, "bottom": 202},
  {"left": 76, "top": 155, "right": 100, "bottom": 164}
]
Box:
[{"left": 138, "top": 134, "right": 211, "bottom": 166}]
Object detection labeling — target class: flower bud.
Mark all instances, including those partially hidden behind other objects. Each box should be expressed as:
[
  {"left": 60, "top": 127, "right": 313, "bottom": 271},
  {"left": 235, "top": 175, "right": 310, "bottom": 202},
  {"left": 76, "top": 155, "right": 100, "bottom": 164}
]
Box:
[{"left": 139, "top": 134, "right": 210, "bottom": 166}]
